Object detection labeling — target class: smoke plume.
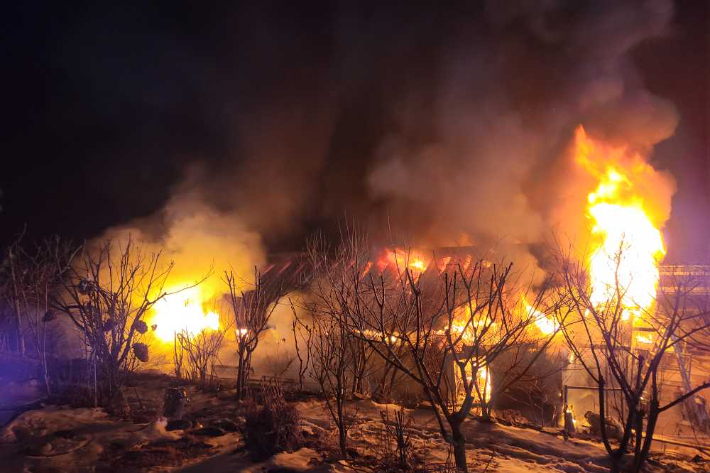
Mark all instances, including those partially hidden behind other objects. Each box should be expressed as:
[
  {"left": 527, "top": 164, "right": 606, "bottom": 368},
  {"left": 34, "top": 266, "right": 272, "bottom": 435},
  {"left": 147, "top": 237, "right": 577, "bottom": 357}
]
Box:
[
  {"left": 365, "top": 1, "right": 677, "bottom": 265},
  {"left": 118, "top": 1, "right": 680, "bottom": 271},
  {"left": 91, "top": 1, "right": 681, "bottom": 372}
]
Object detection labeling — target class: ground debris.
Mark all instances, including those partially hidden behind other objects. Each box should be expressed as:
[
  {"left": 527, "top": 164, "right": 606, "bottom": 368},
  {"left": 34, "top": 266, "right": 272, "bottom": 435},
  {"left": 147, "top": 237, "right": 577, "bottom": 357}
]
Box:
[
  {"left": 2, "top": 372, "right": 707, "bottom": 473},
  {"left": 98, "top": 436, "right": 213, "bottom": 471}
]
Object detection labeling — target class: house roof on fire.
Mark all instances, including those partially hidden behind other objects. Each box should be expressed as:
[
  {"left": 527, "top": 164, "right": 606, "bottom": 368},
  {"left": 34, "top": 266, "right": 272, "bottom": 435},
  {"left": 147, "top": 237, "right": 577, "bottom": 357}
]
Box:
[
  {"left": 259, "top": 249, "right": 710, "bottom": 300},
  {"left": 258, "top": 246, "right": 490, "bottom": 290},
  {"left": 257, "top": 251, "right": 313, "bottom": 295}
]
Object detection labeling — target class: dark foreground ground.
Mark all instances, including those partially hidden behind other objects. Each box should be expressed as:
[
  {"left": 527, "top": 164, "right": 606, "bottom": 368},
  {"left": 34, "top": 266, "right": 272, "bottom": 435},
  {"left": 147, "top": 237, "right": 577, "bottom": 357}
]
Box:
[{"left": 0, "top": 372, "right": 707, "bottom": 473}]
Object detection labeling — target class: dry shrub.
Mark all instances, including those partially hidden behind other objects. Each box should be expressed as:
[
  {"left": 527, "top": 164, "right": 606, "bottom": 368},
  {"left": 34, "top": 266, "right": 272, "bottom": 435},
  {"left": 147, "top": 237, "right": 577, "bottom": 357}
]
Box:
[
  {"left": 133, "top": 343, "right": 150, "bottom": 363},
  {"left": 196, "top": 375, "right": 226, "bottom": 393},
  {"left": 244, "top": 382, "right": 301, "bottom": 461},
  {"left": 421, "top": 450, "right": 493, "bottom": 473},
  {"left": 375, "top": 408, "right": 428, "bottom": 472},
  {"left": 55, "top": 383, "right": 95, "bottom": 408}
]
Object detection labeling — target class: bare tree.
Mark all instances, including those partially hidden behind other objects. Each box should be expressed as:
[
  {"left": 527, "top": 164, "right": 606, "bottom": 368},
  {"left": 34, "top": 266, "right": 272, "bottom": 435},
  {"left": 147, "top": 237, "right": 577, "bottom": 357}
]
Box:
[
  {"left": 553, "top": 245, "right": 710, "bottom": 473},
  {"left": 3, "top": 232, "right": 29, "bottom": 356},
  {"left": 258, "top": 340, "right": 296, "bottom": 379},
  {"left": 53, "top": 238, "right": 195, "bottom": 404},
  {"left": 291, "top": 303, "right": 313, "bottom": 392},
  {"left": 346, "top": 326, "right": 377, "bottom": 396},
  {"left": 305, "top": 230, "right": 560, "bottom": 472},
  {"left": 305, "top": 232, "right": 381, "bottom": 396},
  {"left": 224, "top": 267, "right": 285, "bottom": 400},
  {"left": 1, "top": 235, "right": 78, "bottom": 395},
  {"left": 0, "top": 304, "right": 13, "bottom": 353},
  {"left": 173, "top": 331, "right": 185, "bottom": 379},
  {"left": 308, "top": 305, "right": 357, "bottom": 458},
  {"left": 176, "top": 321, "right": 230, "bottom": 386},
  {"left": 379, "top": 407, "right": 415, "bottom": 470},
  {"left": 363, "top": 262, "right": 560, "bottom": 471}
]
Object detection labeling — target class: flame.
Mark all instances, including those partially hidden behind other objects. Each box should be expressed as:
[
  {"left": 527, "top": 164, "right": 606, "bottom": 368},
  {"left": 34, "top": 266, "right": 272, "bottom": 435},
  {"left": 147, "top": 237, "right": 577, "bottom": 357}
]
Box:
[
  {"left": 478, "top": 365, "right": 492, "bottom": 402},
  {"left": 410, "top": 259, "right": 426, "bottom": 271},
  {"left": 524, "top": 298, "right": 558, "bottom": 335},
  {"left": 444, "top": 304, "right": 495, "bottom": 345},
  {"left": 236, "top": 328, "right": 248, "bottom": 337},
  {"left": 436, "top": 256, "right": 452, "bottom": 273},
  {"left": 382, "top": 248, "right": 429, "bottom": 274},
  {"left": 152, "top": 286, "right": 220, "bottom": 342},
  {"left": 573, "top": 127, "right": 666, "bottom": 320},
  {"left": 447, "top": 319, "right": 474, "bottom": 344},
  {"left": 458, "top": 363, "right": 492, "bottom": 404}
]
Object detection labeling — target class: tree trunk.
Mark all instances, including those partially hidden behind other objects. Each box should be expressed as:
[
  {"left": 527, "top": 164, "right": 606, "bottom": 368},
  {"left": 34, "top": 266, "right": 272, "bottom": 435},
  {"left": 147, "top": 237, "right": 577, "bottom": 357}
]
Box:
[
  {"left": 354, "top": 360, "right": 366, "bottom": 395},
  {"left": 9, "top": 254, "right": 26, "bottom": 357},
  {"left": 297, "top": 359, "right": 305, "bottom": 392},
  {"left": 633, "top": 401, "right": 659, "bottom": 473},
  {"left": 375, "top": 363, "right": 390, "bottom": 395},
  {"left": 596, "top": 378, "right": 622, "bottom": 473},
  {"left": 173, "top": 333, "right": 182, "bottom": 379},
  {"left": 336, "top": 393, "right": 348, "bottom": 458},
  {"left": 632, "top": 408, "right": 643, "bottom": 465},
  {"left": 339, "top": 425, "right": 348, "bottom": 458},
  {"left": 480, "top": 401, "right": 493, "bottom": 422},
  {"left": 451, "top": 421, "right": 468, "bottom": 472},
  {"left": 41, "top": 330, "right": 51, "bottom": 396},
  {"left": 236, "top": 352, "right": 246, "bottom": 400},
  {"left": 387, "top": 366, "right": 398, "bottom": 395},
  {"left": 617, "top": 406, "right": 636, "bottom": 454}
]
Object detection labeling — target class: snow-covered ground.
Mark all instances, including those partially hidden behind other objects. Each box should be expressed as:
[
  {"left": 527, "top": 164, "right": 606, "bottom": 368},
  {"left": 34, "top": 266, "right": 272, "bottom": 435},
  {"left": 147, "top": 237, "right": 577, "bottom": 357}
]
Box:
[
  {"left": 0, "top": 379, "right": 44, "bottom": 426},
  {"left": 0, "top": 373, "right": 706, "bottom": 472}
]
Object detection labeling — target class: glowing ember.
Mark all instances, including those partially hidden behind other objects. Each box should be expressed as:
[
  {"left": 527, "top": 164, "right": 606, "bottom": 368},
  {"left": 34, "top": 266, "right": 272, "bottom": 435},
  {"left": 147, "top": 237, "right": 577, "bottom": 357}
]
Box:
[
  {"left": 573, "top": 127, "right": 666, "bottom": 319},
  {"left": 152, "top": 287, "right": 219, "bottom": 342}
]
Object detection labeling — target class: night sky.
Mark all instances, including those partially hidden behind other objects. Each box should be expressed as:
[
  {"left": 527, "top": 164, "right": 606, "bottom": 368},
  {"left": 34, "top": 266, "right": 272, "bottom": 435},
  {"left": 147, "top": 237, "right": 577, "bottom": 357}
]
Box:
[{"left": 2, "top": 1, "right": 708, "bottom": 263}]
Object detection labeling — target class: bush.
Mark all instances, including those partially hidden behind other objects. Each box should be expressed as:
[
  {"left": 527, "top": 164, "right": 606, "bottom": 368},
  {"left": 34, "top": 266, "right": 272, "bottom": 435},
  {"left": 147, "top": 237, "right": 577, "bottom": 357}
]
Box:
[
  {"left": 55, "top": 383, "right": 95, "bottom": 408},
  {"left": 244, "top": 382, "right": 301, "bottom": 461},
  {"left": 375, "top": 408, "right": 422, "bottom": 472}
]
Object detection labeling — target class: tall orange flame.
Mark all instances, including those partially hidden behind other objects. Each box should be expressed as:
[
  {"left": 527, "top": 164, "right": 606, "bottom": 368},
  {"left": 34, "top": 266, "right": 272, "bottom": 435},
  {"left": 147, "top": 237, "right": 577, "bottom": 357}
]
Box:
[{"left": 573, "top": 127, "right": 666, "bottom": 320}]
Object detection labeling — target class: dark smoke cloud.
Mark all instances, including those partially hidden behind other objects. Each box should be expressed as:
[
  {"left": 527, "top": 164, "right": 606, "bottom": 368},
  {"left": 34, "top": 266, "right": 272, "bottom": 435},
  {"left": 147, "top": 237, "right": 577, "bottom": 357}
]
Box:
[
  {"left": 96, "top": 1, "right": 680, "bottom": 274},
  {"left": 361, "top": 0, "right": 678, "bottom": 269}
]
